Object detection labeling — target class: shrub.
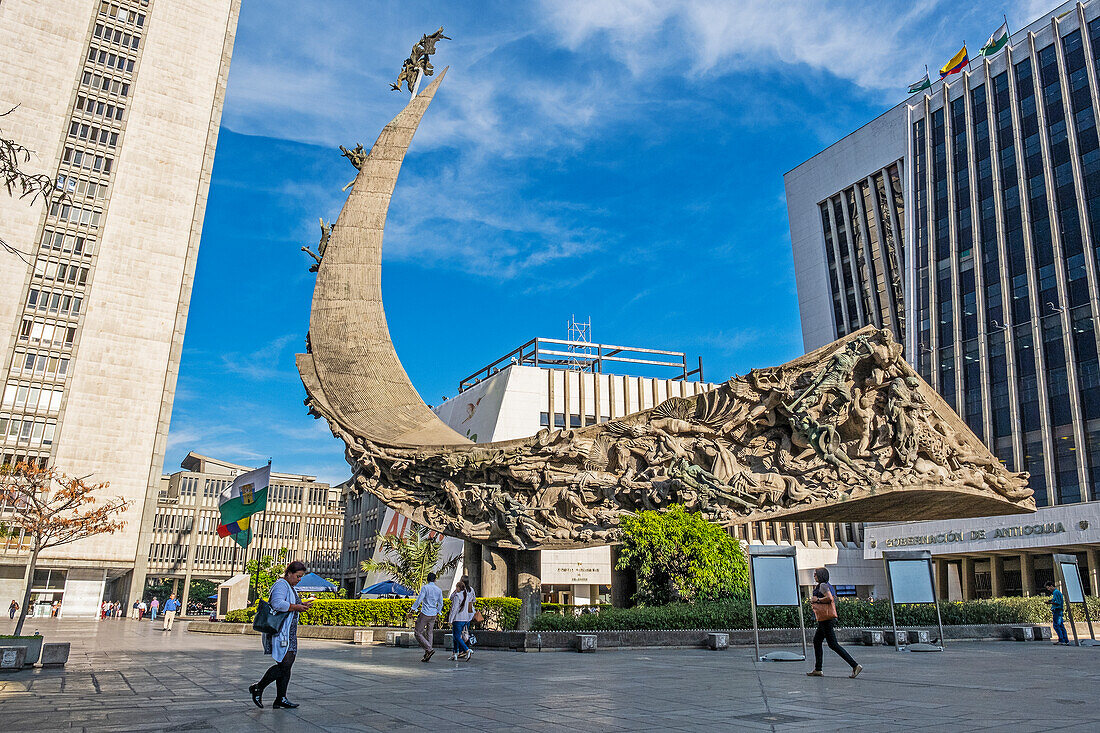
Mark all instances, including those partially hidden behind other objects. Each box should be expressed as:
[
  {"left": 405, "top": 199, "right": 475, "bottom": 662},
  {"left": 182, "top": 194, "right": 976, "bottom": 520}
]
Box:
[
  {"left": 528, "top": 595, "right": 1100, "bottom": 632},
  {"left": 617, "top": 504, "right": 749, "bottom": 605},
  {"left": 222, "top": 597, "right": 522, "bottom": 629}
]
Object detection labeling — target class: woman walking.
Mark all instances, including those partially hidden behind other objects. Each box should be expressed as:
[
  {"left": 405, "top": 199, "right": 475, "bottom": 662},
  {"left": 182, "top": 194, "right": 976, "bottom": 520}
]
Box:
[
  {"left": 8, "top": 599, "right": 17, "bottom": 620},
  {"left": 807, "top": 568, "right": 862, "bottom": 679},
  {"left": 250, "top": 561, "right": 313, "bottom": 709},
  {"left": 448, "top": 579, "right": 476, "bottom": 661}
]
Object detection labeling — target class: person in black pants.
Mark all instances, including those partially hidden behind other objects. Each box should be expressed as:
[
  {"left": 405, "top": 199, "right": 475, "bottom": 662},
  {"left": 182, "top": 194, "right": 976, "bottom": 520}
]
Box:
[
  {"left": 807, "top": 568, "right": 862, "bottom": 678},
  {"left": 251, "top": 561, "right": 313, "bottom": 709}
]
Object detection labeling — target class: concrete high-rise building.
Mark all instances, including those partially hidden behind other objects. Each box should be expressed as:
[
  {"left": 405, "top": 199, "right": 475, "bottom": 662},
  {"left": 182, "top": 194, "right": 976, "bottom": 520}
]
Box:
[
  {"left": 0, "top": 0, "right": 240, "bottom": 616},
  {"left": 786, "top": 1, "right": 1100, "bottom": 597},
  {"left": 142, "top": 453, "right": 345, "bottom": 613}
]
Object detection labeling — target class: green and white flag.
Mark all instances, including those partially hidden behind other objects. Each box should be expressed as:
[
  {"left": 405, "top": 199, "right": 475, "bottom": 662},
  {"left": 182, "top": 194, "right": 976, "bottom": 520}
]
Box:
[
  {"left": 217, "top": 463, "right": 271, "bottom": 547},
  {"left": 908, "top": 73, "right": 931, "bottom": 94},
  {"left": 980, "top": 21, "right": 1009, "bottom": 57}
]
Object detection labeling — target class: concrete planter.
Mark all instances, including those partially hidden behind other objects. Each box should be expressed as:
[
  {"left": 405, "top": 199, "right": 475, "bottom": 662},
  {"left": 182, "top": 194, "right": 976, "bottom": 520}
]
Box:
[
  {"left": 0, "top": 646, "right": 27, "bottom": 672},
  {"left": 0, "top": 635, "right": 43, "bottom": 665}
]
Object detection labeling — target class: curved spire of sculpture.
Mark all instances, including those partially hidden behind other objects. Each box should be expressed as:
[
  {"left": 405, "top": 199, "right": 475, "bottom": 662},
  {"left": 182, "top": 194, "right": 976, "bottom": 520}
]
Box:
[
  {"left": 300, "top": 69, "right": 468, "bottom": 447},
  {"left": 298, "top": 73, "right": 1034, "bottom": 550}
]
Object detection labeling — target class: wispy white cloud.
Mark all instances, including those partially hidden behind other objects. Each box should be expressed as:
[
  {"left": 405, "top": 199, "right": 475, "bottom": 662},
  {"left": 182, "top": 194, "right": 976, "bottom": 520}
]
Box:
[{"left": 220, "top": 334, "right": 299, "bottom": 381}]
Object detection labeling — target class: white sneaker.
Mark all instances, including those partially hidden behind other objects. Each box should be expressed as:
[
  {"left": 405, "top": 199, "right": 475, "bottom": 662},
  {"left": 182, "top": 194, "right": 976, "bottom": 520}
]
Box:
[
  {"left": 462, "top": 650, "right": 472, "bottom": 661},
  {"left": 449, "top": 654, "right": 458, "bottom": 661}
]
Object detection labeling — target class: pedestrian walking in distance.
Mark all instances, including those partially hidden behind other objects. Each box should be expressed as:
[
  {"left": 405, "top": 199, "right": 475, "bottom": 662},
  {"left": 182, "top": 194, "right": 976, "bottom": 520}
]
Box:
[
  {"left": 8, "top": 600, "right": 17, "bottom": 620},
  {"left": 807, "top": 568, "right": 862, "bottom": 679},
  {"left": 448, "top": 579, "right": 476, "bottom": 661},
  {"left": 410, "top": 572, "right": 444, "bottom": 662},
  {"left": 1045, "top": 580, "right": 1070, "bottom": 645},
  {"left": 150, "top": 597, "right": 160, "bottom": 621},
  {"left": 162, "top": 594, "right": 181, "bottom": 631},
  {"left": 251, "top": 560, "right": 313, "bottom": 709}
]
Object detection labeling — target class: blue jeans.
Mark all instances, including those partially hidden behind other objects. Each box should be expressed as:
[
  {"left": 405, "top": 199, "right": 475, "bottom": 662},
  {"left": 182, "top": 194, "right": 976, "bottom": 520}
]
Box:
[
  {"left": 453, "top": 621, "right": 470, "bottom": 654},
  {"left": 151, "top": 610, "right": 157, "bottom": 620},
  {"left": 1052, "top": 609, "right": 1069, "bottom": 644}
]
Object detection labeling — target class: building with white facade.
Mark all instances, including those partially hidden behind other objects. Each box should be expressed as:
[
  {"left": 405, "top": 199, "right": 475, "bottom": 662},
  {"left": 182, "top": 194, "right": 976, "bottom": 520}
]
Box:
[
  {"left": 142, "top": 453, "right": 344, "bottom": 613},
  {"left": 0, "top": 0, "right": 240, "bottom": 616},
  {"left": 786, "top": 1, "right": 1099, "bottom": 597}
]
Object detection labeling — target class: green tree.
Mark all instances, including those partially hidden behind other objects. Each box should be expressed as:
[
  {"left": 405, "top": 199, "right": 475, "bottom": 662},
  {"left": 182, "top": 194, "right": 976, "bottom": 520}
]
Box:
[
  {"left": 189, "top": 578, "right": 218, "bottom": 604},
  {"left": 245, "top": 548, "right": 289, "bottom": 600},
  {"left": 616, "top": 504, "right": 748, "bottom": 605},
  {"left": 361, "top": 525, "right": 459, "bottom": 592}
]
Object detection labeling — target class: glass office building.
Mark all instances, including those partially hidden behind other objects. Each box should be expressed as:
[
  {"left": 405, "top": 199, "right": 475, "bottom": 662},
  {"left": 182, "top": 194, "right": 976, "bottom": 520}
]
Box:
[{"left": 786, "top": 2, "right": 1100, "bottom": 596}]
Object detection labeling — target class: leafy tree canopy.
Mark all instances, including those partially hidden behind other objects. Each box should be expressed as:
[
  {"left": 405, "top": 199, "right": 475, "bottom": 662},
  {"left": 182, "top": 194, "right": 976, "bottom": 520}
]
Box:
[{"left": 616, "top": 504, "right": 748, "bottom": 606}]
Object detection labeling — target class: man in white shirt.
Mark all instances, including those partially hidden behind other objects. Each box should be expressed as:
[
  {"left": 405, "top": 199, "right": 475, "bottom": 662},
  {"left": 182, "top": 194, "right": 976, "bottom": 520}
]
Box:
[{"left": 410, "top": 572, "right": 444, "bottom": 662}]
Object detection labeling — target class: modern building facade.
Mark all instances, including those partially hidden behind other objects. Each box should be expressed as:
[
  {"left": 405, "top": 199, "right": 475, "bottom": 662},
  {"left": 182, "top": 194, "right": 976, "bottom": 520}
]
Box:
[
  {"left": 142, "top": 453, "right": 344, "bottom": 612},
  {"left": 786, "top": 1, "right": 1100, "bottom": 596},
  {"left": 0, "top": 0, "right": 240, "bottom": 615},
  {"left": 339, "top": 478, "right": 387, "bottom": 595}
]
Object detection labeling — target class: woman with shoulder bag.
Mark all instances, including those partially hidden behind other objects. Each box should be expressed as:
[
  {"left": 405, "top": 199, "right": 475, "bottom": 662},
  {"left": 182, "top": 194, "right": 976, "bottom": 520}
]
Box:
[
  {"left": 448, "top": 580, "right": 477, "bottom": 661},
  {"left": 250, "top": 560, "right": 314, "bottom": 709},
  {"left": 807, "top": 568, "right": 862, "bottom": 679}
]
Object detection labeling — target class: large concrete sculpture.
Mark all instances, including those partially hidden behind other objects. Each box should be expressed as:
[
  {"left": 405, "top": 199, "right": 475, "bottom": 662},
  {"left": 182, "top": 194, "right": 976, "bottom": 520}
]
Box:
[{"left": 297, "top": 69, "right": 1034, "bottom": 555}]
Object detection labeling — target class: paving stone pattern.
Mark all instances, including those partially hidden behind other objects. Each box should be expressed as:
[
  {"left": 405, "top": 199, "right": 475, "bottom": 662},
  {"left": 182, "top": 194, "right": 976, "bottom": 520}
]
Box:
[{"left": 1, "top": 618, "right": 1098, "bottom": 732}]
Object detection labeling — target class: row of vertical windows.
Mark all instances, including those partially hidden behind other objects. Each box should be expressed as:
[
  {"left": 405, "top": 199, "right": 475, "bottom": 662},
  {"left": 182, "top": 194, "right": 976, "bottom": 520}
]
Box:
[
  {"left": 17, "top": 319, "right": 76, "bottom": 348},
  {"left": 68, "top": 120, "right": 119, "bottom": 149},
  {"left": 26, "top": 289, "right": 83, "bottom": 318},
  {"left": 912, "top": 21, "right": 1100, "bottom": 507},
  {"left": 80, "top": 69, "right": 130, "bottom": 98},
  {"left": 8, "top": 352, "right": 69, "bottom": 382},
  {"left": 93, "top": 21, "right": 141, "bottom": 51},
  {"left": 74, "top": 94, "right": 125, "bottom": 123},
  {"left": 1, "top": 385, "right": 64, "bottom": 413},
  {"left": 818, "top": 162, "right": 906, "bottom": 341},
  {"left": 60, "top": 146, "right": 113, "bottom": 177},
  {"left": 0, "top": 416, "right": 57, "bottom": 447},
  {"left": 39, "top": 229, "right": 94, "bottom": 257},
  {"left": 87, "top": 44, "right": 136, "bottom": 74}
]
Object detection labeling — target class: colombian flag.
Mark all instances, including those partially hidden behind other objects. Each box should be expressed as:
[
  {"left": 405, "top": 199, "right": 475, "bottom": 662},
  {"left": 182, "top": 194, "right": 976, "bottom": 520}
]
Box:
[{"left": 940, "top": 46, "right": 968, "bottom": 78}]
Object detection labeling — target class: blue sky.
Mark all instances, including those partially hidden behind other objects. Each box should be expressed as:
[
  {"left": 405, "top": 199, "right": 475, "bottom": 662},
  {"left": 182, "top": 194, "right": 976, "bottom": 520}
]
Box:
[{"left": 164, "top": 0, "right": 1049, "bottom": 485}]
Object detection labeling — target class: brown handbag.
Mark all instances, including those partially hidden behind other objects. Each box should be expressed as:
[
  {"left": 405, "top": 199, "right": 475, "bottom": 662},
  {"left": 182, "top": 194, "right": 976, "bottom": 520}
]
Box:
[{"left": 813, "top": 593, "right": 838, "bottom": 622}]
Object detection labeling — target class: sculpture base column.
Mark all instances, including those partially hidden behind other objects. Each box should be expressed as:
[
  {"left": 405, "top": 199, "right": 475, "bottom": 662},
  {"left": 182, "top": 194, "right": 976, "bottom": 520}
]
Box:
[
  {"left": 463, "top": 542, "right": 482, "bottom": 595},
  {"left": 515, "top": 549, "right": 542, "bottom": 631},
  {"left": 610, "top": 545, "right": 636, "bottom": 608},
  {"left": 481, "top": 545, "right": 513, "bottom": 599}
]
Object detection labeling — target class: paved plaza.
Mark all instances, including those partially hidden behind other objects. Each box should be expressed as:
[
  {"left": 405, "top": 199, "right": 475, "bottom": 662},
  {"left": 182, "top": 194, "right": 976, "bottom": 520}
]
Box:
[{"left": 1, "top": 618, "right": 1098, "bottom": 732}]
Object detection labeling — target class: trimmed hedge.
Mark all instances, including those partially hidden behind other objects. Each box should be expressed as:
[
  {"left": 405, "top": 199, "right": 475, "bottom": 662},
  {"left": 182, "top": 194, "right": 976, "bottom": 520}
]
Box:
[
  {"left": 528, "top": 596, "right": 1100, "bottom": 632},
  {"left": 224, "top": 597, "right": 521, "bottom": 630}
]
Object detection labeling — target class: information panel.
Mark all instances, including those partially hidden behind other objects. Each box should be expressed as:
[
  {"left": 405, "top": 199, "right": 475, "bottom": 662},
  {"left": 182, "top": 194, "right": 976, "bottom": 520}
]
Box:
[
  {"left": 887, "top": 558, "right": 935, "bottom": 604},
  {"left": 1060, "top": 562, "right": 1086, "bottom": 604},
  {"left": 751, "top": 554, "right": 800, "bottom": 607}
]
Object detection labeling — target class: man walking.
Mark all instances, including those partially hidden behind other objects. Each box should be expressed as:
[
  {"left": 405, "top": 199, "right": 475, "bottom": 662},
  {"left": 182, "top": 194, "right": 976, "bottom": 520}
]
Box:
[
  {"left": 150, "top": 597, "right": 160, "bottom": 621},
  {"left": 162, "top": 594, "right": 181, "bottom": 631},
  {"left": 137, "top": 599, "right": 147, "bottom": 620},
  {"left": 1045, "top": 580, "right": 1070, "bottom": 645},
  {"left": 409, "top": 573, "right": 443, "bottom": 662}
]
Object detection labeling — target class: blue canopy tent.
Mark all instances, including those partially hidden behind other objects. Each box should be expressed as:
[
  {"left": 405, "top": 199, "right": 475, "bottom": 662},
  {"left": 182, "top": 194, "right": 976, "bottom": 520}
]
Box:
[
  {"left": 294, "top": 573, "right": 337, "bottom": 593},
  {"left": 359, "top": 580, "right": 414, "bottom": 597}
]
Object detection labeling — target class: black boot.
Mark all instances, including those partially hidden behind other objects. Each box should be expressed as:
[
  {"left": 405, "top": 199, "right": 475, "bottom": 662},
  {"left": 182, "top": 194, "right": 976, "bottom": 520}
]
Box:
[
  {"left": 249, "top": 684, "right": 264, "bottom": 708},
  {"left": 272, "top": 697, "right": 299, "bottom": 709}
]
